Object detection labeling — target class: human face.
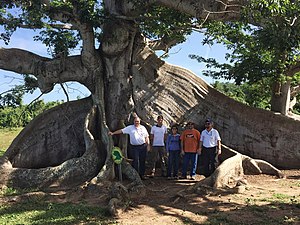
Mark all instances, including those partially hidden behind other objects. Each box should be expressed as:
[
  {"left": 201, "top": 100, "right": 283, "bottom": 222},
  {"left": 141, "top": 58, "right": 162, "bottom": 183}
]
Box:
[
  {"left": 187, "top": 122, "right": 193, "bottom": 129},
  {"left": 171, "top": 127, "right": 177, "bottom": 134},
  {"left": 134, "top": 118, "right": 141, "bottom": 127},
  {"left": 205, "top": 122, "right": 212, "bottom": 130},
  {"left": 157, "top": 117, "right": 163, "bottom": 126}
]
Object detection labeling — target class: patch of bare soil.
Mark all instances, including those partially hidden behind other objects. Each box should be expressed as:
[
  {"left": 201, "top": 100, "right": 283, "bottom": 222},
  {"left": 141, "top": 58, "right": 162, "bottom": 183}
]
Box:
[
  {"left": 1, "top": 170, "right": 299, "bottom": 225},
  {"left": 115, "top": 170, "right": 300, "bottom": 225}
]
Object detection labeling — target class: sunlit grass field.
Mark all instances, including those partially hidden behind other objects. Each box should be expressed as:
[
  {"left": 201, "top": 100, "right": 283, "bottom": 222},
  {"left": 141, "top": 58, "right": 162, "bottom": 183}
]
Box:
[
  {"left": 0, "top": 127, "right": 23, "bottom": 156},
  {"left": 0, "top": 127, "right": 114, "bottom": 224}
]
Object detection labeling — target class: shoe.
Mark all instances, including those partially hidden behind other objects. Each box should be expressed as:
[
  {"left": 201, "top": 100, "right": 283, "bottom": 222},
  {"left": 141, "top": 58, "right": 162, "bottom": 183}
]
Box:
[
  {"left": 167, "top": 177, "right": 172, "bottom": 180},
  {"left": 161, "top": 172, "right": 167, "bottom": 177},
  {"left": 141, "top": 176, "right": 149, "bottom": 180},
  {"left": 190, "top": 176, "right": 195, "bottom": 180},
  {"left": 174, "top": 176, "right": 179, "bottom": 180},
  {"left": 149, "top": 172, "right": 155, "bottom": 178},
  {"left": 180, "top": 176, "right": 187, "bottom": 179}
]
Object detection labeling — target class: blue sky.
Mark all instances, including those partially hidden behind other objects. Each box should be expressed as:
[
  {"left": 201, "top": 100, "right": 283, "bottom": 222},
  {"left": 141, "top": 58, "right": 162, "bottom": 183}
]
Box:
[{"left": 0, "top": 28, "right": 228, "bottom": 104}]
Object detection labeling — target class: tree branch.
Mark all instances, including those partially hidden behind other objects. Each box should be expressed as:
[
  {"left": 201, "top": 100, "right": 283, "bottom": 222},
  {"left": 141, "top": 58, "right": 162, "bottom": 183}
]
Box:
[
  {"left": 291, "top": 85, "right": 300, "bottom": 97},
  {"left": 0, "top": 17, "right": 73, "bottom": 30},
  {"left": 47, "top": 4, "right": 98, "bottom": 69},
  {"left": 147, "top": 36, "right": 181, "bottom": 51},
  {"left": 150, "top": 0, "right": 246, "bottom": 21},
  {"left": 0, "top": 48, "right": 96, "bottom": 93},
  {"left": 287, "top": 61, "right": 300, "bottom": 77}
]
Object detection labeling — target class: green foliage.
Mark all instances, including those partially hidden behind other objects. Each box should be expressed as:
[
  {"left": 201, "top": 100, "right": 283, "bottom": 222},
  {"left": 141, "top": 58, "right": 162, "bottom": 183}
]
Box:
[
  {"left": 0, "top": 100, "right": 62, "bottom": 128},
  {"left": 34, "top": 29, "right": 80, "bottom": 57},
  {"left": 190, "top": 1, "right": 300, "bottom": 112},
  {"left": 139, "top": 4, "right": 194, "bottom": 46},
  {"left": 190, "top": 1, "right": 300, "bottom": 81},
  {"left": 0, "top": 75, "right": 38, "bottom": 108},
  {"left": 213, "top": 81, "right": 271, "bottom": 110}
]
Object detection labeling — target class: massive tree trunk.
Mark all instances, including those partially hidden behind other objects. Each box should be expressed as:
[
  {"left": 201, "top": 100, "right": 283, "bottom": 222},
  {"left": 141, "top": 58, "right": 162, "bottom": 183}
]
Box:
[
  {"left": 0, "top": 0, "right": 299, "bottom": 190},
  {"left": 270, "top": 80, "right": 291, "bottom": 115}
]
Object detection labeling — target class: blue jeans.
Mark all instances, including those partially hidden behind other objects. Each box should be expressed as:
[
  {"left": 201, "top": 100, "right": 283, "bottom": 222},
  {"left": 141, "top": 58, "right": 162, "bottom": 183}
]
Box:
[
  {"left": 131, "top": 144, "right": 147, "bottom": 176},
  {"left": 182, "top": 152, "right": 198, "bottom": 177},
  {"left": 167, "top": 150, "right": 180, "bottom": 177}
]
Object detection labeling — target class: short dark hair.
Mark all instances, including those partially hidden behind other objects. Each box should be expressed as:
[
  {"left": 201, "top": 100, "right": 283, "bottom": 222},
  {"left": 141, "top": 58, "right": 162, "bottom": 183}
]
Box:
[
  {"left": 171, "top": 125, "right": 178, "bottom": 130},
  {"left": 157, "top": 115, "right": 164, "bottom": 120}
]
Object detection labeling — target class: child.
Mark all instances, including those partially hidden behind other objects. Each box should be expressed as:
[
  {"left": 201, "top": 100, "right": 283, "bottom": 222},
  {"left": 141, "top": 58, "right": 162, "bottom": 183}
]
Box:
[{"left": 166, "top": 125, "right": 181, "bottom": 179}]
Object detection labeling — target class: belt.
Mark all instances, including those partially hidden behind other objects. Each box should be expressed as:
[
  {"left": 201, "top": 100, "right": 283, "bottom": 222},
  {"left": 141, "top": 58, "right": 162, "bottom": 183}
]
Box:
[{"left": 132, "top": 143, "right": 146, "bottom": 146}]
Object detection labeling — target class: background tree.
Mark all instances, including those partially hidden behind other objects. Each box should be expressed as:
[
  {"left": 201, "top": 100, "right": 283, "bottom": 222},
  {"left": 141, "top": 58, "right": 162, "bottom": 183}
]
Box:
[
  {"left": 190, "top": 0, "right": 300, "bottom": 115},
  {"left": 213, "top": 80, "right": 271, "bottom": 110},
  {"left": 0, "top": 0, "right": 299, "bottom": 192}
]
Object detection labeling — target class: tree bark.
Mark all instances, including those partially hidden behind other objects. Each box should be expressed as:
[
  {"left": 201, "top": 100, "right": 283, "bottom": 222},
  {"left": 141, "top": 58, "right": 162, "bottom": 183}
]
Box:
[
  {"left": 270, "top": 80, "right": 291, "bottom": 115},
  {"left": 0, "top": 0, "right": 298, "bottom": 191}
]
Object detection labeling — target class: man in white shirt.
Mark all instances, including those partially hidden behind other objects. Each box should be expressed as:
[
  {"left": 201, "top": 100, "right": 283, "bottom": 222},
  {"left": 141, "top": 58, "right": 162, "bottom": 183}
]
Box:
[
  {"left": 108, "top": 117, "right": 150, "bottom": 180},
  {"left": 149, "top": 115, "right": 168, "bottom": 177},
  {"left": 198, "top": 118, "right": 221, "bottom": 177}
]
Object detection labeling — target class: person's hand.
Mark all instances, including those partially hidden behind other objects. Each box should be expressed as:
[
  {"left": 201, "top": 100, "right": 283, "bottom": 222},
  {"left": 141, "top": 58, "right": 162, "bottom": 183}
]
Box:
[
  {"left": 180, "top": 150, "right": 185, "bottom": 156},
  {"left": 108, "top": 131, "right": 113, "bottom": 136},
  {"left": 217, "top": 149, "right": 221, "bottom": 155},
  {"left": 197, "top": 148, "right": 202, "bottom": 155},
  {"left": 147, "top": 145, "right": 151, "bottom": 152}
]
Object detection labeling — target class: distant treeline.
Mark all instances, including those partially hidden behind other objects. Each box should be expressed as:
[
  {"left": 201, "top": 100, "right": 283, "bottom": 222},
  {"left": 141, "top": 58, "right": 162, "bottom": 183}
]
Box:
[{"left": 0, "top": 100, "right": 62, "bottom": 128}]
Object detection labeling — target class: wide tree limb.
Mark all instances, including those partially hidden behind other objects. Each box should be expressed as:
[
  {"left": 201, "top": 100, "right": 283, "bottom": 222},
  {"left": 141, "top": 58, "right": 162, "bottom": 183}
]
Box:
[
  {"left": 132, "top": 45, "right": 300, "bottom": 169},
  {"left": 150, "top": 0, "right": 247, "bottom": 21},
  {"left": 287, "top": 60, "right": 300, "bottom": 77},
  {"left": 0, "top": 48, "right": 96, "bottom": 93}
]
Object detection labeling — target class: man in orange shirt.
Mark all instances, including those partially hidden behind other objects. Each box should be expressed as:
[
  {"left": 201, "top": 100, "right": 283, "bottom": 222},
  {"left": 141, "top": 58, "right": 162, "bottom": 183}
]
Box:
[{"left": 180, "top": 121, "right": 201, "bottom": 180}]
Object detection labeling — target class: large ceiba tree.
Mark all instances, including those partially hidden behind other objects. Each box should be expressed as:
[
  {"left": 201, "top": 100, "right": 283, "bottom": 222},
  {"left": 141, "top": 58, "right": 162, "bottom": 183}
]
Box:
[{"left": 0, "top": 0, "right": 299, "bottom": 191}]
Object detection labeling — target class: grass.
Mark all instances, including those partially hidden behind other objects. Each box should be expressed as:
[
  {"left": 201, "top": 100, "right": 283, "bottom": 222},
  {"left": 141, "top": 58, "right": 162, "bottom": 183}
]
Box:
[
  {"left": 0, "top": 128, "right": 115, "bottom": 224},
  {"left": 0, "top": 200, "right": 114, "bottom": 225},
  {"left": 0, "top": 127, "right": 23, "bottom": 156}
]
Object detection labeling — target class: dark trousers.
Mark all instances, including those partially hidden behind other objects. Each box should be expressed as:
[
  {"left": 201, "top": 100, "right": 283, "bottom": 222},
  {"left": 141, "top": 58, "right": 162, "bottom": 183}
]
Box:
[
  {"left": 202, "top": 146, "right": 218, "bottom": 177},
  {"left": 182, "top": 152, "right": 198, "bottom": 177},
  {"left": 167, "top": 150, "right": 180, "bottom": 177},
  {"left": 131, "top": 144, "right": 147, "bottom": 176}
]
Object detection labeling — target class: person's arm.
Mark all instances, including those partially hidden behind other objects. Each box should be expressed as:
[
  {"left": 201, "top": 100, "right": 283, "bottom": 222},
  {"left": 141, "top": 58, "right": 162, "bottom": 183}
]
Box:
[
  {"left": 217, "top": 140, "right": 221, "bottom": 155},
  {"left": 166, "top": 135, "right": 170, "bottom": 151},
  {"left": 180, "top": 139, "right": 185, "bottom": 156},
  {"left": 164, "top": 127, "right": 168, "bottom": 141},
  {"left": 215, "top": 130, "right": 221, "bottom": 155},
  {"left": 145, "top": 136, "right": 151, "bottom": 151},
  {"left": 108, "top": 129, "right": 123, "bottom": 136},
  {"left": 198, "top": 141, "right": 203, "bottom": 155}
]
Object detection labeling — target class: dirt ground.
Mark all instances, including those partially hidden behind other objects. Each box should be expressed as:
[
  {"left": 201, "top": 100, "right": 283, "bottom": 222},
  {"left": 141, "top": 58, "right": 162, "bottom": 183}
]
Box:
[
  {"left": 1, "top": 170, "right": 299, "bottom": 225},
  {"left": 112, "top": 170, "right": 300, "bottom": 225}
]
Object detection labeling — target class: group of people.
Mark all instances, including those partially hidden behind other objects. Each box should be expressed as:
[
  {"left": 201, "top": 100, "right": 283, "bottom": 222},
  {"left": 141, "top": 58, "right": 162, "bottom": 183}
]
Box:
[{"left": 108, "top": 115, "right": 221, "bottom": 180}]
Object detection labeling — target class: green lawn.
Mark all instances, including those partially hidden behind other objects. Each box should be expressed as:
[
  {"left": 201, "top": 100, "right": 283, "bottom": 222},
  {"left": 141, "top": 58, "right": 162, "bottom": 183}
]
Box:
[
  {"left": 0, "top": 199, "right": 113, "bottom": 225},
  {"left": 0, "top": 127, "right": 114, "bottom": 224},
  {"left": 0, "top": 127, "right": 23, "bottom": 156}
]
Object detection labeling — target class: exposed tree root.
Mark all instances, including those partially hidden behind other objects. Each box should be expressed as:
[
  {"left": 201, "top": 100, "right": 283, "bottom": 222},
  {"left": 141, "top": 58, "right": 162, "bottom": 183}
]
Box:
[{"left": 192, "top": 145, "right": 284, "bottom": 195}]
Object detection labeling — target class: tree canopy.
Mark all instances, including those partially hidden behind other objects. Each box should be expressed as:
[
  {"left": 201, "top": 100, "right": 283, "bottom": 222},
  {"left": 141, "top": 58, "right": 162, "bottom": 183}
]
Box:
[{"left": 189, "top": 0, "right": 300, "bottom": 114}]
